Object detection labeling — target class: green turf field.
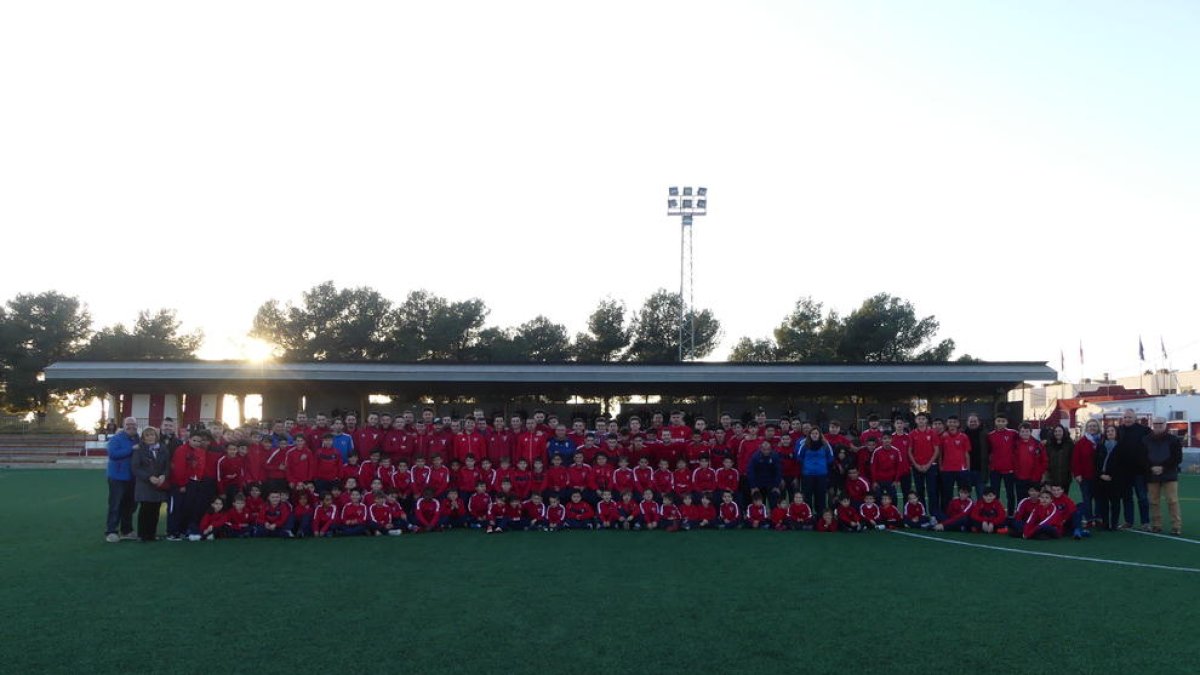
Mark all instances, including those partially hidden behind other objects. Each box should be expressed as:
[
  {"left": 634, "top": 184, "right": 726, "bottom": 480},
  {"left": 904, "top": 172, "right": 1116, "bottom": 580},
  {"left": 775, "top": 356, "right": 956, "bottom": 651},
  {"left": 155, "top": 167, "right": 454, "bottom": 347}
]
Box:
[{"left": 2, "top": 470, "right": 1198, "bottom": 674}]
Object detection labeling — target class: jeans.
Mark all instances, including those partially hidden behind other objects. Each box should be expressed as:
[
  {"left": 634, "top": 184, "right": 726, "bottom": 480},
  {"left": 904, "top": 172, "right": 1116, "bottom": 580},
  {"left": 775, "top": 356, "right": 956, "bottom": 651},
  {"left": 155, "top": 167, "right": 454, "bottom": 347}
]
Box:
[
  {"left": 990, "top": 472, "right": 1017, "bottom": 513},
  {"left": 1122, "top": 474, "right": 1151, "bottom": 526},
  {"left": 912, "top": 466, "right": 940, "bottom": 515},
  {"left": 969, "top": 470, "right": 985, "bottom": 499},
  {"left": 1148, "top": 480, "right": 1181, "bottom": 532},
  {"left": 1077, "top": 479, "right": 1095, "bottom": 521},
  {"left": 802, "top": 475, "right": 829, "bottom": 513},
  {"left": 940, "top": 470, "right": 972, "bottom": 510},
  {"left": 106, "top": 479, "right": 135, "bottom": 535}
]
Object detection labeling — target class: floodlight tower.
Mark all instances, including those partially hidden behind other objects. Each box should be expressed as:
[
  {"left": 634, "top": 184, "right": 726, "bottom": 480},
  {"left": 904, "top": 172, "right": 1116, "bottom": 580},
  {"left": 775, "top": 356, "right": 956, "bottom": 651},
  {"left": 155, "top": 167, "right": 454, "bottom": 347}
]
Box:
[{"left": 667, "top": 186, "right": 707, "bottom": 361}]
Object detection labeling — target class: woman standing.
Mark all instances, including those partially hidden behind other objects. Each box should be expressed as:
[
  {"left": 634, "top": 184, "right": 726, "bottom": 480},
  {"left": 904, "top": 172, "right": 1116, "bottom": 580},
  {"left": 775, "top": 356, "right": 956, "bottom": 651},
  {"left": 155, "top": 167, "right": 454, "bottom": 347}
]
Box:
[
  {"left": 131, "top": 427, "right": 171, "bottom": 542},
  {"left": 1072, "top": 419, "right": 1100, "bottom": 526},
  {"left": 1093, "top": 425, "right": 1122, "bottom": 530},
  {"left": 795, "top": 428, "right": 834, "bottom": 513},
  {"left": 1044, "top": 425, "right": 1075, "bottom": 495}
]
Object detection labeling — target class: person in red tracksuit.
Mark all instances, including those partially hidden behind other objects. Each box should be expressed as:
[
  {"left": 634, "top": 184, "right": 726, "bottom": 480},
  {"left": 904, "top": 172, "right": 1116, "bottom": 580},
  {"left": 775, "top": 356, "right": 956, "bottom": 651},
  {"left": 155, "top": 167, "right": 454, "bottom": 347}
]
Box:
[
  {"left": 337, "top": 490, "right": 368, "bottom": 536},
  {"left": 652, "top": 459, "right": 674, "bottom": 499},
  {"left": 987, "top": 414, "right": 1020, "bottom": 512},
  {"left": 545, "top": 455, "right": 570, "bottom": 500},
  {"left": 566, "top": 453, "right": 595, "bottom": 502},
  {"left": 441, "top": 489, "right": 467, "bottom": 529},
  {"left": 311, "top": 441, "right": 342, "bottom": 494},
  {"left": 428, "top": 455, "right": 451, "bottom": 498},
  {"left": 859, "top": 494, "right": 883, "bottom": 530},
  {"left": 596, "top": 491, "right": 621, "bottom": 529},
  {"left": 969, "top": 488, "right": 1008, "bottom": 534},
  {"left": 522, "top": 494, "right": 547, "bottom": 531},
  {"left": 746, "top": 494, "right": 769, "bottom": 530},
  {"left": 313, "top": 493, "right": 338, "bottom": 537},
  {"left": 815, "top": 509, "right": 838, "bottom": 532},
  {"left": 1022, "top": 491, "right": 1061, "bottom": 539},
  {"left": 509, "top": 458, "right": 533, "bottom": 500},
  {"left": 659, "top": 494, "right": 682, "bottom": 532},
  {"left": 612, "top": 457, "right": 637, "bottom": 497},
  {"left": 770, "top": 500, "right": 790, "bottom": 531},
  {"left": 216, "top": 445, "right": 245, "bottom": 502},
  {"left": 633, "top": 457, "right": 655, "bottom": 496},
  {"left": 285, "top": 437, "right": 313, "bottom": 491},
  {"left": 617, "top": 491, "right": 639, "bottom": 530},
  {"left": 671, "top": 459, "right": 692, "bottom": 499},
  {"left": 1014, "top": 425, "right": 1048, "bottom": 496},
  {"left": 414, "top": 489, "right": 443, "bottom": 532},
  {"left": 545, "top": 495, "right": 567, "bottom": 531},
  {"left": 909, "top": 414, "right": 942, "bottom": 513},
  {"left": 1008, "top": 484, "right": 1043, "bottom": 536},
  {"left": 718, "top": 491, "right": 741, "bottom": 529},
  {"left": 467, "top": 483, "right": 491, "bottom": 529},
  {"left": 243, "top": 438, "right": 268, "bottom": 488},
  {"left": 199, "top": 497, "right": 227, "bottom": 540},
  {"left": 260, "top": 491, "right": 294, "bottom": 538},
  {"left": 638, "top": 490, "right": 661, "bottom": 530},
  {"left": 903, "top": 492, "right": 932, "bottom": 529},
  {"left": 225, "top": 495, "right": 253, "bottom": 538},
  {"left": 844, "top": 468, "right": 871, "bottom": 506},
  {"left": 936, "top": 487, "right": 975, "bottom": 532},
  {"left": 170, "top": 432, "right": 209, "bottom": 539},
  {"left": 879, "top": 494, "right": 903, "bottom": 529},
  {"left": 367, "top": 493, "right": 392, "bottom": 536},
  {"left": 456, "top": 457, "right": 483, "bottom": 496},
  {"left": 786, "top": 493, "right": 815, "bottom": 530},
  {"left": 564, "top": 491, "right": 596, "bottom": 529},
  {"left": 693, "top": 456, "right": 721, "bottom": 498},
  {"left": 486, "top": 496, "right": 509, "bottom": 534},
  {"left": 835, "top": 495, "right": 863, "bottom": 532},
  {"left": 870, "top": 433, "right": 905, "bottom": 504}
]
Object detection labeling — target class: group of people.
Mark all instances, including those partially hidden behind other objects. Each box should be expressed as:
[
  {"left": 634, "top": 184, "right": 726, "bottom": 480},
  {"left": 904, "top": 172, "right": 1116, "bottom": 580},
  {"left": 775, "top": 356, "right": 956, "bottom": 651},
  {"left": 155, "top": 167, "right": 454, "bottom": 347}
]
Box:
[{"left": 101, "top": 405, "right": 1185, "bottom": 542}]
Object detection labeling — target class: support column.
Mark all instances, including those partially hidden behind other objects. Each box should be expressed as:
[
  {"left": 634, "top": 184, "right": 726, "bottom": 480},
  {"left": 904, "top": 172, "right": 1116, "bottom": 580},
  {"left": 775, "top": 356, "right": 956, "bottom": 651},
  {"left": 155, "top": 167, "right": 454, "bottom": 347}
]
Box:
[{"left": 236, "top": 394, "right": 246, "bottom": 427}]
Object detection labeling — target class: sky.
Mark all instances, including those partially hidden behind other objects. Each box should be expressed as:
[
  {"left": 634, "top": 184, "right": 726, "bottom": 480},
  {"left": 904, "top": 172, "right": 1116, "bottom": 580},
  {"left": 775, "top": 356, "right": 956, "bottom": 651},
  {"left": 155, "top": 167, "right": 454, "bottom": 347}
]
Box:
[{"left": 2, "top": 0, "right": 1198, "bottom": 383}]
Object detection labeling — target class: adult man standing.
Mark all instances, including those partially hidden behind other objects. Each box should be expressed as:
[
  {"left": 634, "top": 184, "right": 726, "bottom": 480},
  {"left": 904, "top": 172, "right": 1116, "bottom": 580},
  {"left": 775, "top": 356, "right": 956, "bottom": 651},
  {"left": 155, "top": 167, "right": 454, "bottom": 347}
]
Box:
[
  {"left": 746, "top": 441, "right": 783, "bottom": 507},
  {"left": 963, "top": 414, "right": 989, "bottom": 499},
  {"left": 1115, "top": 408, "right": 1151, "bottom": 529},
  {"left": 104, "top": 417, "right": 139, "bottom": 542},
  {"left": 1144, "top": 417, "right": 1184, "bottom": 535}
]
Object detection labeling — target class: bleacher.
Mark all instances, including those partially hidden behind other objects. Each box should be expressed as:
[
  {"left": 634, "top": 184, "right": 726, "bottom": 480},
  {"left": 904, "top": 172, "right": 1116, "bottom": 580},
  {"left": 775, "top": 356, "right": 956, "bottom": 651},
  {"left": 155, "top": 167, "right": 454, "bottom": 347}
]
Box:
[{"left": 0, "top": 434, "right": 102, "bottom": 468}]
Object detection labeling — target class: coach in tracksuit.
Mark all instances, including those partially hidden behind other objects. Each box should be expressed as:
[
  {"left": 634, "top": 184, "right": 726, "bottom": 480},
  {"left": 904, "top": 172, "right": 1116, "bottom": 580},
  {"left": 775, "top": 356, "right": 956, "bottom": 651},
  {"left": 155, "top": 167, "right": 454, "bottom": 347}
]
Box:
[
  {"left": 104, "top": 417, "right": 139, "bottom": 542},
  {"left": 746, "top": 442, "right": 784, "bottom": 508}
]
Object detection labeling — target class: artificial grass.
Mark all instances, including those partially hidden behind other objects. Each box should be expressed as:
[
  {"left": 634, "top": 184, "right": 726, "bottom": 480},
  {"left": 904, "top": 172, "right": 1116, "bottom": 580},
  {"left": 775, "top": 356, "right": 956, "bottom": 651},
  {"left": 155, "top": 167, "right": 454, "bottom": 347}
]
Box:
[{"left": 1, "top": 470, "right": 1198, "bottom": 674}]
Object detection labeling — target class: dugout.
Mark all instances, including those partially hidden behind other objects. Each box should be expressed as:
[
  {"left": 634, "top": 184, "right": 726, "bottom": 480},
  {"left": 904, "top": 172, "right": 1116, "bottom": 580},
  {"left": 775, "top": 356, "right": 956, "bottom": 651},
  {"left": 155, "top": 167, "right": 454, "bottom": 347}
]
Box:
[{"left": 44, "top": 360, "right": 1054, "bottom": 431}]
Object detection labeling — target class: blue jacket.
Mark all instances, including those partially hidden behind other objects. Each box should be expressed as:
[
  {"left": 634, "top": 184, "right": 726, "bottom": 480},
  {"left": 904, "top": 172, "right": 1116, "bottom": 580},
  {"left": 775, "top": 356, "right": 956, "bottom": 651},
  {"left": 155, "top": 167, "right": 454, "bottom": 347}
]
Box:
[
  {"left": 332, "top": 433, "right": 355, "bottom": 462},
  {"left": 746, "top": 450, "right": 782, "bottom": 489},
  {"left": 546, "top": 437, "right": 578, "bottom": 463},
  {"left": 795, "top": 440, "right": 834, "bottom": 477},
  {"left": 106, "top": 431, "right": 138, "bottom": 480}
]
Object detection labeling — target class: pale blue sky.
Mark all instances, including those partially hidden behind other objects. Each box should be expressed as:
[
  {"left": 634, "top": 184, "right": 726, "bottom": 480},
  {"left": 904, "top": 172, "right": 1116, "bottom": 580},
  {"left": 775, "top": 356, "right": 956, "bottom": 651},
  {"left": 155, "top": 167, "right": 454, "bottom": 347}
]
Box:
[{"left": 1, "top": 1, "right": 1196, "bottom": 379}]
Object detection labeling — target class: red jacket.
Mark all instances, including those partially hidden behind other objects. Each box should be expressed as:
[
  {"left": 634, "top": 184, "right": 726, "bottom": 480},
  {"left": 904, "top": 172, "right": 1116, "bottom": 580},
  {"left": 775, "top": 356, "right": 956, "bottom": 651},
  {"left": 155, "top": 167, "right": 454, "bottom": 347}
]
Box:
[
  {"left": 368, "top": 503, "right": 392, "bottom": 525},
  {"left": 970, "top": 499, "right": 1007, "bottom": 526},
  {"left": 1023, "top": 502, "right": 1060, "bottom": 538},
  {"left": 200, "top": 510, "right": 227, "bottom": 534},
  {"left": 816, "top": 517, "right": 838, "bottom": 532},
  {"left": 566, "top": 463, "right": 594, "bottom": 490},
  {"left": 565, "top": 501, "right": 595, "bottom": 520},
  {"left": 718, "top": 501, "right": 740, "bottom": 523},
  {"left": 869, "top": 446, "right": 905, "bottom": 484},
  {"left": 633, "top": 465, "right": 654, "bottom": 493},
  {"left": 547, "top": 503, "right": 567, "bottom": 526},
  {"left": 263, "top": 501, "right": 293, "bottom": 529},
  {"left": 487, "top": 431, "right": 514, "bottom": 464},
  {"left": 880, "top": 503, "right": 902, "bottom": 524},
  {"left": 597, "top": 500, "right": 621, "bottom": 523},
  {"left": 546, "top": 466, "right": 570, "bottom": 492},
  {"left": 522, "top": 500, "right": 547, "bottom": 524},
  {"left": 613, "top": 467, "right": 636, "bottom": 494},
  {"left": 904, "top": 500, "right": 927, "bottom": 521},
  {"left": 859, "top": 502, "right": 881, "bottom": 523},
  {"left": 352, "top": 427, "right": 382, "bottom": 458},
  {"left": 909, "top": 428, "right": 940, "bottom": 466},
  {"left": 771, "top": 505, "right": 789, "bottom": 526},
  {"left": 381, "top": 428, "right": 408, "bottom": 463},
  {"left": 591, "top": 464, "right": 615, "bottom": 492},
  {"left": 787, "top": 502, "right": 814, "bottom": 524},
  {"left": 746, "top": 503, "right": 768, "bottom": 523},
  {"left": 639, "top": 499, "right": 660, "bottom": 523},
  {"left": 514, "top": 431, "right": 549, "bottom": 467},
  {"left": 456, "top": 466, "right": 483, "bottom": 494},
  {"left": 225, "top": 507, "right": 252, "bottom": 534},
  {"left": 468, "top": 493, "right": 491, "bottom": 519},
  {"left": 415, "top": 497, "right": 442, "bottom": 529},
  {"left": 845, "top": 476, "right": 871, "bottom": 503},
  {"left": 441, "top": 498, "right": 465, "bottom": 520},
  {"left": 339, "top": 502, "right": 367, "bottom": 527},
  {"left": 987, "top": 429, "right": 1019, "bottom": 474},
  {"left": 1071, "top": 435, "right": 1098, "bottom": 480},
  {"left": 671, "top": 468, "right": 692, "bottom": 496},
  {"left": 428, "top": 466, "right": 451, "bottom": 495},
  {"left": 285, "top": 448, "right": 313, "bottom": 484},
  {"left": 835, "top": 503, "right": 860, "bottom": 525},
  {"left": 312, "top": 447, "right": 342, "bottom": 482},
  {"left": 618, "top": 498, "right": 639, "bottom": 519},
  {"left": 1014, "top": 496, "right": 1038, "bottom": 523},
  {"left": 940, "top": 431, "right": 971, "bottom": 472},
  {"left": 1051, "top": 494, "right": 1077, "bottom": 529},
  {"left": 170, "top": 444, "right": 207, "bottom": 487},
  {"left": 244, "top": 445, "right": 268, "bottom": 484},
  {"left": 652, "top": 469, "right": 674, "bottom": 495},
  {"left": 313, "top": 504, "right": 338, "bottom": 534},
  {"left": 215, "top": 455, "right": 244, "bottom": 493},
  {"left": 694, "top": 466, "right": 720, "bottom": 492},
  {"left": 943, "top": 497, "right": 974, "bottom": 522},
  {"left": 452, "top": 432, "right": 487, "bottom": 464},
  {"left": 1014, "top": 438, "right": 1047, "bottom": 482}
]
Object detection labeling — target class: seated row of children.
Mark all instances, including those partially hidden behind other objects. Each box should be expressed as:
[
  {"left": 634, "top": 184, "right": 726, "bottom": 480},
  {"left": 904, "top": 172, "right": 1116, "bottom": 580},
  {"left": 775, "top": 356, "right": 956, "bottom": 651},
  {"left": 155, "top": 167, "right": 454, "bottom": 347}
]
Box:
[{"left": 194, "top": 474, "right": 1084, "bottom": 541}]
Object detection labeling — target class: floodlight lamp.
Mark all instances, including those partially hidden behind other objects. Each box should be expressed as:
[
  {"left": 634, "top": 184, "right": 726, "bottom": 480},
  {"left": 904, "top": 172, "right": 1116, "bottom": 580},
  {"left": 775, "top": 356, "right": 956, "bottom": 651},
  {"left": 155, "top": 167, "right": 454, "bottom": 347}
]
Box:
[
  {"left": 668, "top": 199, "right": 678, "bottom": 208},
  {"left": 697, "top": 187, "right": 707, "bottom": 196},
  {"left": 669, "top": 187, "right": 679, "bottom": 196},
  {"left": 683, "top": 187, "right": 693, "bottom": 196},
  {"left": 697, "top": 199, "right": 706, "bottom": 209},
  {"left": 682, "top": 199, "right": 692, "bottom": 209}
]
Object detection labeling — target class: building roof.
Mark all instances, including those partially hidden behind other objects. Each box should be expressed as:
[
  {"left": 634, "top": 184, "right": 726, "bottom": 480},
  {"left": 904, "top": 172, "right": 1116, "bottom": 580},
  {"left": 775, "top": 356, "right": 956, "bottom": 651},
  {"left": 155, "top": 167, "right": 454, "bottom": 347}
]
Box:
[{"left": 43, "top": 360, "right": 1054, "bottom": 396}]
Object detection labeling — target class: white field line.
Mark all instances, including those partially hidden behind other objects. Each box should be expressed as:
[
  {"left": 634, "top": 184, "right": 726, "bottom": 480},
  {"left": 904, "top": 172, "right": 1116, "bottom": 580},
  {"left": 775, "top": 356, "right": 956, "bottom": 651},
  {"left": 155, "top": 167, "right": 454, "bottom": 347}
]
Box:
[
  {"left": 1127, "top": 529, "right": 1200, "bottom": 545},
  {"left": 890, "top": 530, "right": 1200, "bottom": 574}
]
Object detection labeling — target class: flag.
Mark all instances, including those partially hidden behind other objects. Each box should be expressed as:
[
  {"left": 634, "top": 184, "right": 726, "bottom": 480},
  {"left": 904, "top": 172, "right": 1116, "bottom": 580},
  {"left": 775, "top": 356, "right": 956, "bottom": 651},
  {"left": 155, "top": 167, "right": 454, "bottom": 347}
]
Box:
[
  {"left": 1060, "top": 349, "right": 1065, "bottom": 373},
  {"left": 1079, "top": 341, "right": 1084, "bottom": 365},
  {"left": 1161, "top": 337, "right": 1168, "bottom": 360},
  {"left": 1139, "top": 336, "right": 1145, "bottom": 362}
]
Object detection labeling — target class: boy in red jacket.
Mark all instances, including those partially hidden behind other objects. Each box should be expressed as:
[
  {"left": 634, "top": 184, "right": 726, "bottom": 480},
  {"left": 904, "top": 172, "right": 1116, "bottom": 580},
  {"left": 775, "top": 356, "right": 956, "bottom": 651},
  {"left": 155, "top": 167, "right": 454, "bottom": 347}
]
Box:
[
  {"left": 617, "top": 490, "right": 639, "bottom": 530},
  {"left": 596, "top": 490, "right": 621, "bottom": 529},
  {"left": 414, "top": 489, "right": 444, "bottom": 532},
  {"left": 717, "top": 491, "right": 741, "bottom": 529},
  {"left": 1008, "top": 484, "right": 1043, "bottom": 537},
  {"left": 879, "top": 494, "right": 903, "bottom": 529},
  {"left": 564, "top": 491, "right": 597, "bottom": 529},
  {"left": 486, "top": 495, "right": 509, "bottom": 534},
  {"left": 545, "top": 454, "right": 571, "bottom": 501},
  {"left": 367, "top": 492, "right": 392, "bottom": 536},
  {"left": 1048, "top": 483, "right": 1088, "bottom": 539},
  {"left": 285, "top": 436, "right": 314, "bottom": 492},
  {"left": 969, "top": 488, "right": 1008, "bottom": 534},
  {"left": 1014, "top": 424, "right": 1048, "bottom": 496},
  {"left": 652, "top": 459, "right": 674, "bottom": 499},
  {"left": 467, "top": 482, "right": 492, "bottom": 529},
  {"left": 694, "top": 455, "right": 721, "bottom": 499},
  {"left": 337, "top": 489, "right": 368, "bottom": 536},
  {"left": 199, "top": 497, "right": 227, "bottom": 540},
  {"left": 522, "top": 493, "right": 547, "bottom": 531},
  {"left": 786, "top": 492, "right": 815, "bottom": 530},
  {"left": 545, "top": 495, "right": 567, "bottom": 531},
  {"left": 870, "top": 433, "right": 905, "bottom": 505},
  {"left": 260, "top": 491, "right": 295, "bottom": 538},
  {"left": 770, "top": 499, "right": 790, "bottom": 531},
  {"left": 225, "top": 494, "right": 253, "bottom": 538},
  {"left": 660, "top": 494, "right": 682, "bottom": 532},
  {"left": 216, "top": 444, "right": 245, "bottom": 503},
  {"left": 633, "top": 456, "right": 655, "bottom": 496},
  {"left": 1022, "top": 491, "right": 1061, "bottom": 539},
  {"left": 815, "top": 509, "right": 838, "bottom": 532},
  {"left": 987, "top": 413, "right": 1020, "bottom": 512},
  {"left": 671, "top": 459, "right": 692, "bottom": 500},
  {"left": 441, "top": 489, "right": 467, "bottom": 529},
  {"left": 859, "top": 493, "right": 883, "bottom": 530},
  {"left": 566, "top": 452, "right": 596, "bottom": 503},
  {"left": 313, "top": 492, "right": 338, "bottom": 537},
  {"left": 935, "top": 487, "right": 974, "bottom": 532},
  {"left": 689, "top": 494, "right": 717, "bottom": 530},
  {"left": 835, "top": 495, "right": 863, "bottom": 532},
  {"left": 746, "top": 493, "right": 769, "bottom": 530},
  {"left": 637, "top": 490, "right": 661, "bottom": 530},
  {"left": 292, "top": 492, "right": 314, "bottom": 537},
  {"left": 844, "top": 468, "right": 871, "bottom": 506}
]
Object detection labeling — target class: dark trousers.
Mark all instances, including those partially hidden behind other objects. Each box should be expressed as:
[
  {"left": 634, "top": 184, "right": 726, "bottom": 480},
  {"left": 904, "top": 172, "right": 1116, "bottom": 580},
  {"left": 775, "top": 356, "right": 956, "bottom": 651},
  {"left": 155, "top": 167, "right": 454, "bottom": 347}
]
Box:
[
  {"left": 940, "top": 470, "right": 972, "bottom": 511},
  {"left": 990, "top": 472, "right": 1017, "bottom": 513},
  {"left": 168, "top": 482, "right": 206, "bottom": 536},
  {"left": 912, "top": 466, "right": 940, "bottom": 514},
  {"left": 106, "top": 479, "right": 135, "bottom": 535},
  {"left": 136, "top": 501, "right": 163, "bottom": 541},
  {"left": 1122, "top": 474, "right": 1150, "bottom": 526},
  {"left": 802, "top": 475, "right": 829, "bottom": 513},
  {"left": 1077, "top": 479, "right": 1095, "bottom": 521}
]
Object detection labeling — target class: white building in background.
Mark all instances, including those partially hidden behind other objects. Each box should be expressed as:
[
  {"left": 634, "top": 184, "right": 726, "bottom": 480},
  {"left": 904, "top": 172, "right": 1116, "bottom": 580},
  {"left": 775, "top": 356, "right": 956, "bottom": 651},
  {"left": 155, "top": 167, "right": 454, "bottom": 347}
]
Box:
[{"left": 1075, "top": 394, "right": 1200, "bottom": 448}]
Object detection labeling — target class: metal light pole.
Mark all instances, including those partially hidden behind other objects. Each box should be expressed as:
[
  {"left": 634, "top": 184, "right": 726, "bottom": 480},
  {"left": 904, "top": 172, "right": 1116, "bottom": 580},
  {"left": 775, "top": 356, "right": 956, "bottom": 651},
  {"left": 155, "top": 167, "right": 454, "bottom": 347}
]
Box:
[{"left": 667, "top": 186, "right": 707, "bottom": 361}]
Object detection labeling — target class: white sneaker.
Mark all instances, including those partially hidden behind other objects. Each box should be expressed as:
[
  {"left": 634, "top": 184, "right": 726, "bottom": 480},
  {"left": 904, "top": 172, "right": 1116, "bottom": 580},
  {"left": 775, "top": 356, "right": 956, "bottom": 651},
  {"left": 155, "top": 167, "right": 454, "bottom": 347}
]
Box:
[
  {"left": 387, "top": 529, "right": 404, "bottom": 536},
  {"left": 187, "top": 534, "right": 201, "bottom": 542},
  {"left": 120, "top": 533, "right": 138, "bottom": 541},
  {"left": 105, "top": 533, "right": 120, "bottom": 543}
]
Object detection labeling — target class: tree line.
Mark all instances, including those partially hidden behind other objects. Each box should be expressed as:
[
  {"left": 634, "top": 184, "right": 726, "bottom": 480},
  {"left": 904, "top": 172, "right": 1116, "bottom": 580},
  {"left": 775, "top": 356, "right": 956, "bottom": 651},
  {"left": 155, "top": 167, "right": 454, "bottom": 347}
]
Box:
[{"left": 0, "top": 285, "right": 959, "bottom": 414}]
